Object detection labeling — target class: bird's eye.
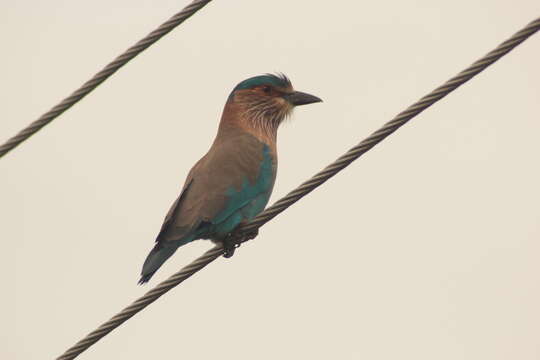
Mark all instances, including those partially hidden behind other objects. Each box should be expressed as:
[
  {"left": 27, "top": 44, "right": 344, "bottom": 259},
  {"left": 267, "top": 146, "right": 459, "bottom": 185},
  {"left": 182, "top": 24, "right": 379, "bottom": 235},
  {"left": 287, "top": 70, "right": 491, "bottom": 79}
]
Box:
[{"left": 262, "top": 86, "right": 272, "bottom": 94}]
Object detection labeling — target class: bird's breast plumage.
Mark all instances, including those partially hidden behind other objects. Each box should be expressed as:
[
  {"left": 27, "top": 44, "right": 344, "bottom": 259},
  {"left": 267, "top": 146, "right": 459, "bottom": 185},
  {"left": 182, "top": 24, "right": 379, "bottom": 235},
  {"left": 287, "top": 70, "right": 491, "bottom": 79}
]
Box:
[
  {"left": 156, "top": 131, "right": 277, "bottom": 245},
  {"left": 209, "top": 142, "right": 275, "bottom": 237}
]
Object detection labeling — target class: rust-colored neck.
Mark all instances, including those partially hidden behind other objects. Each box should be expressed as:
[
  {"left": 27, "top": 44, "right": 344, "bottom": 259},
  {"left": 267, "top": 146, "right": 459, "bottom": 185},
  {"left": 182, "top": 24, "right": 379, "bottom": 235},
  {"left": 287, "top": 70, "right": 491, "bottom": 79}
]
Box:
[{"left": 217, "top": 99, "right": 279, "bottom": 150}]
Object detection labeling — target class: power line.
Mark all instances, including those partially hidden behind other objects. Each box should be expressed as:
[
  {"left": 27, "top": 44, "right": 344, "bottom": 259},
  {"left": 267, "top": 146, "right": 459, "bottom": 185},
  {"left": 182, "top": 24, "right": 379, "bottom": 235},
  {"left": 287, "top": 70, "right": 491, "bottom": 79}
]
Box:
[
  {"left": 235, "top": 16, "right": 540, "bottom": 236},
  {"left": 55, "top": 16, "right": 540, "bottom": 360},
  {"left": 0, "top": 0, "right": 212, "bottom": 159}
]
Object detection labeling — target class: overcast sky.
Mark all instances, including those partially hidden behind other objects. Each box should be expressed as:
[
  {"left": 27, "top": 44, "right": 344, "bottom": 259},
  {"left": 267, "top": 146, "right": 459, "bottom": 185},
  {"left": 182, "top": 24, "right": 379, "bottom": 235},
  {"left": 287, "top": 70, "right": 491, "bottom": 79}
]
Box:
[{"left": 2, "top": 1, "right": 540, "bottom": 359}]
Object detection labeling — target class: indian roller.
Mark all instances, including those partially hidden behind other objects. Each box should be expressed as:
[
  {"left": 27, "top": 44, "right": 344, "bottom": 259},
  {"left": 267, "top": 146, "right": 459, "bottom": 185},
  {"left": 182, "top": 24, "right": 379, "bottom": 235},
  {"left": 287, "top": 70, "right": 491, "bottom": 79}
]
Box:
[{"left": 139, "top": 74, "right": 321, "bottom": 284}]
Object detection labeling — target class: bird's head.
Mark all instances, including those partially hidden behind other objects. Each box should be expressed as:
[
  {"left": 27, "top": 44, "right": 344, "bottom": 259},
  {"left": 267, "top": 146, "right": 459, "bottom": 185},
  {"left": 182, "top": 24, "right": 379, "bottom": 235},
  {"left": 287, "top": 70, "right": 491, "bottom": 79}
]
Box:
[{"left": 225, "top": 73, "right": 322, "bottom": 138}]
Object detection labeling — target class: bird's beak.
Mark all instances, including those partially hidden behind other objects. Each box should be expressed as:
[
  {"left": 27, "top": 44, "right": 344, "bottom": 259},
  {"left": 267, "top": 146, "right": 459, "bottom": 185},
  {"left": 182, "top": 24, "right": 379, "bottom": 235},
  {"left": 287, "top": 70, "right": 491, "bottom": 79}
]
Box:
[{"left": 284, "top": 91, "right": 323, "bottom": 106}]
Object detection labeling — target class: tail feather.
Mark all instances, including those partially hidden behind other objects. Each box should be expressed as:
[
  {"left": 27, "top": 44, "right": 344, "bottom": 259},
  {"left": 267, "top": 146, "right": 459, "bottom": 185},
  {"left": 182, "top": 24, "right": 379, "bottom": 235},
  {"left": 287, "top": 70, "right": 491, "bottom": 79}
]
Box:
[{"left": 138, "top": 242, "right": 178, "bottom": 285}]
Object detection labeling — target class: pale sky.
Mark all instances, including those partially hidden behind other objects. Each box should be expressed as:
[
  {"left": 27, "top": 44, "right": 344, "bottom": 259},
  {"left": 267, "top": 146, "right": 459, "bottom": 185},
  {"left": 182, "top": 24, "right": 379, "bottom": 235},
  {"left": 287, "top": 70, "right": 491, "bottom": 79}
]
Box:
[{"left": 2, "top": 1, "right": 540, "bottom": 359}]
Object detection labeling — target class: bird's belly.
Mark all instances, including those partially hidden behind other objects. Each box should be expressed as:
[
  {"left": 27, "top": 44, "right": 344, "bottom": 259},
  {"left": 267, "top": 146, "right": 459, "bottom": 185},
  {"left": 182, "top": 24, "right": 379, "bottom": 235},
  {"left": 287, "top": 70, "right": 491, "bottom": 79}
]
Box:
[
  {"left": 209, "top": 190, "right": 271, "bottom": 240},
  {"left": 207, "top": 145, "right": 275, "bottom": 240}
]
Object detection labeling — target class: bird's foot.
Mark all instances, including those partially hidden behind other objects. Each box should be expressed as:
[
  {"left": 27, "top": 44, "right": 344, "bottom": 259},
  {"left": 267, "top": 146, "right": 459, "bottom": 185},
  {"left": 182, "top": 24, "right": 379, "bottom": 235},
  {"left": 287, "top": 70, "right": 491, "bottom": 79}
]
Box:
[
  {"left": 237, "top": 220, "right": 259, "bottom": 243},
  {"left": 222, "top": 233, "right": 239, "bottom": 258},
  {"left": 221, "top": 228, "right": 259, "bottom": 258},
  {"left": 242, "top": 228, "right": 259, "bottom": 242}
]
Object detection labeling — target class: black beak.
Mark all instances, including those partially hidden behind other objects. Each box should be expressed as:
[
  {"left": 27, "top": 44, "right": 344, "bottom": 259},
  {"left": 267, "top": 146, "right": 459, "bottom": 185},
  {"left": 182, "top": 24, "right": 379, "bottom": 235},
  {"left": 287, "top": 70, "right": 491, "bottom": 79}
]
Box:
[{"left": 284, "top": 91, "right": 322, "bottom": 106}]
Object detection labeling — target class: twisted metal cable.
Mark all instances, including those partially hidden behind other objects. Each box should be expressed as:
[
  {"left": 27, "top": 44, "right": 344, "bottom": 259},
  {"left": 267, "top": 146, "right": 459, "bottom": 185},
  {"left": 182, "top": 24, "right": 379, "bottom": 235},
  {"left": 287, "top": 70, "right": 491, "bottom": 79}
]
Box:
[
  {"left": 236, "top": 16, "right": 540, "bottom": 236},
  {"left": 56, "top": 17, "right": 540, "bottom": 360},
  {"left": 57, "top": 245, "right": 224, "bottom": 360},
  {"left": 0, "top": 0, "right": 212, "bottom": 159}
]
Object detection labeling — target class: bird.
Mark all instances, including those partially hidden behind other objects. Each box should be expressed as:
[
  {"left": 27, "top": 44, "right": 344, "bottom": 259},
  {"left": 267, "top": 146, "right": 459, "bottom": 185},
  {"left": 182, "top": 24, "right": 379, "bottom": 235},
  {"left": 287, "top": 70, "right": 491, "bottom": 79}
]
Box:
[{"left": 139, "top": 73, "right": 322, "bottom": 284}]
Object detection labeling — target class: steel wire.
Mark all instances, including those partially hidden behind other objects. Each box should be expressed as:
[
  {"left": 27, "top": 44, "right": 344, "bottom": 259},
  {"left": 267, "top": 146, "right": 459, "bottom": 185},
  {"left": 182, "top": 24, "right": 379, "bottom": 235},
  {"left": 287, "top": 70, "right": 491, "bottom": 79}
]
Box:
[
  {"left": 56, "top": 16, "right": 540, "bottom": 360},
  {"left": 0, "top": 0, "right": 212, "bottom": 158}
]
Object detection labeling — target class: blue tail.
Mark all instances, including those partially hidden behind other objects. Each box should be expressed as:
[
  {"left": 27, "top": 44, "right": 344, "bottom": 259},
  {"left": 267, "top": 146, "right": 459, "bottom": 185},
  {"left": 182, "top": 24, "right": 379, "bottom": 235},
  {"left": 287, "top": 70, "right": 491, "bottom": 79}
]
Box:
[{"left": 138, "top": 242, "right": 178, "bottom": 284}]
